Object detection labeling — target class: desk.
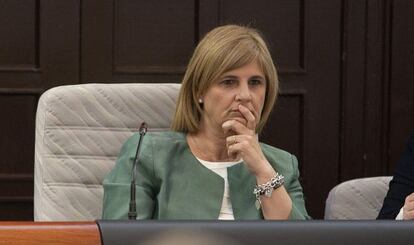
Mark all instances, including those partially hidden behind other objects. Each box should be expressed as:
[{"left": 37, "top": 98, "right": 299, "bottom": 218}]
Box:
[
  {"left": 1, "top": 220, "right": 414, "bottom": 245},
  {"left": 0, "top": 222, "right": 100, "bottom": 245}
]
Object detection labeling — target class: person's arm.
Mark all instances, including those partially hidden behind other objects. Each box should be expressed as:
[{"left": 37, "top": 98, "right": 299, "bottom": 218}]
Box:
[
  {"left": 102, "top": 133, "right": 157, "bottom": 219},
  {"left": 255, "top": 154, "right": 311, "bottom": 220},
  {"left": 224, "top": 105, "right": 310, "bottom": 219},
  {"left": 378, "top": 131, "right": 414, "bottom": 219},
  {"left": 254, "top": 165, "right": 293, "bottom": 219}
]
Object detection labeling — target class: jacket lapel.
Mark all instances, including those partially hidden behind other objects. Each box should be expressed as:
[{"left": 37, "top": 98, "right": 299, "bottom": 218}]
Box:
[
  {"left": 228, "top": 163, "right": 263, "bottom": 219},
  {"left": 159, "top": 146, "right": 224, "bottom": 219}
]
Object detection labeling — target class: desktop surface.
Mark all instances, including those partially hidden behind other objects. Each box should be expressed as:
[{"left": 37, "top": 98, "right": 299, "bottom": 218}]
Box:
[{"left": 97, "top": 220, "right": 414, "bottom": 245}]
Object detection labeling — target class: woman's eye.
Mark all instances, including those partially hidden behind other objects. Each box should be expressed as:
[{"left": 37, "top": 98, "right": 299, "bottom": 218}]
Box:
[
  {"left": 249, "top": 79, "right": 263, "bottom": 85},
  {"left": 221, "top": 79, "right": 236, "bottom": 85}
]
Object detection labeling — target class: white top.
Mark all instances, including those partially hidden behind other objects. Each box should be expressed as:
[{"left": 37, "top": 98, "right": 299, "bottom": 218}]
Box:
[
  {"left": 197, "top": 158, "right": 242, "bottom": 220},
  {"left": 396, "top": 207, "right": 404, "bottom": 220}
]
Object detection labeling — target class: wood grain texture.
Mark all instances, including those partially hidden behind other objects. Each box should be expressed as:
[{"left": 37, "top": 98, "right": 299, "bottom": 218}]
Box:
[{"left": 0, "top": 222, "right": 101, "bottom": 245}]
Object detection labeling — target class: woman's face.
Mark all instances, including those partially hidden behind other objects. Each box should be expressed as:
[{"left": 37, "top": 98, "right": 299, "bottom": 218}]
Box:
[{"left": 200, "top": 60, "right": 267, "bottom": 135}]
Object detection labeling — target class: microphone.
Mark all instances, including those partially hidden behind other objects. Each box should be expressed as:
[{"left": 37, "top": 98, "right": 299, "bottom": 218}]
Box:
[{"left": 128, "top": 122, "right": 148, "bottom": 220}]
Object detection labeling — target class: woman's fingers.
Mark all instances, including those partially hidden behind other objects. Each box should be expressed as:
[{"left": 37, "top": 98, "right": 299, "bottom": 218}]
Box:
[
  {"left": 403, "top": 192, "right": 414, "bottom": 220},
  {"left": 226, "top": 135, "right": 257, "bottom": 159},
  {"left": 222, "top": 104, "right": 257, "bottom": 135},
  {"left": 238, "top": 104, "right": 256, "bottom": 130},
  {"left": 222, "top": 119, "right": 253, "bottom": 136}
]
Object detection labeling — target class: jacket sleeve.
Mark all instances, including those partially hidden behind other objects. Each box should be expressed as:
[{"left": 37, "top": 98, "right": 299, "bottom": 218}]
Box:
[
  {"left": 102, "top": 133, "right": 157, "bottom": 219},
  {"left": 286, "top": 154, "right": 312, "bottom": 220},
  {"left": 378, "top": 131, "right": 414, "bottom": 219}
]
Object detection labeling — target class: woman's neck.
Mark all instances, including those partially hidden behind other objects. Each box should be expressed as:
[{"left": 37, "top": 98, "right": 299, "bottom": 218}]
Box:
[{"left": 187, "top": 128, "right": 233, "bottom": 162}]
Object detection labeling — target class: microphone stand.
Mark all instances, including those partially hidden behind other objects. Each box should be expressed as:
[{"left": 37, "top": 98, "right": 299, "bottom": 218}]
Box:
[{"left": 128, "top": 122, "right": 148, "bottom": 220}]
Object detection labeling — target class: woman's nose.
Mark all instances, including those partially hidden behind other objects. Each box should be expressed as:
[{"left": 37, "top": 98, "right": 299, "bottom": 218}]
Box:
[{"left": 235, "top": 82, "right": 252, "bottom": 102}]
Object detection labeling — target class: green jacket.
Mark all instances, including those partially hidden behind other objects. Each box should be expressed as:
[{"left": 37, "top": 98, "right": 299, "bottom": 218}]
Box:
[{"left": 102, "top": 131, "right": 310, "bottom": 220}]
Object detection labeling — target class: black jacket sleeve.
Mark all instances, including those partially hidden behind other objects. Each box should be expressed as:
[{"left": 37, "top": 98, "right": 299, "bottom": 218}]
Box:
[{"left": 377, "top": 130, "right": 414, "bottom": 219}]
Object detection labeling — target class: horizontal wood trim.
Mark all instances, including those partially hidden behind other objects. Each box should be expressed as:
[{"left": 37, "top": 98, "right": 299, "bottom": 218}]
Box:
[
  {"left": 114, "top": 65, "right": 186, "bottom": 75},
  {"left": 278, "top": 67, "right": 307, "bottom": 75},
  {"left": 0, "top": 66, "right": 41, "bottom": 73},
  {"left": 0, "top": 222, "right": 101, "bottom": 245},
  {"left": 0, "top": 88, "right": 44, "bottom": 95},
  {"left": 278, "top": 89, "right": 307, "bottom": 96},
  {"left": 0, "top": 174, "right": 33, "bottom": 181},
  {"left": 0, "top": 196, "right": 33, "bottom": 202}
]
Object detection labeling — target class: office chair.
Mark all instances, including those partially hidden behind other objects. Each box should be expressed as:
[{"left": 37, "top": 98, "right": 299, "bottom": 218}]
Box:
[
  {"left": 324, "top": 176, "right": 392, "bottom": 219},
  {"left": 34, "top": 83, "right": 180, "bottom": 221}
]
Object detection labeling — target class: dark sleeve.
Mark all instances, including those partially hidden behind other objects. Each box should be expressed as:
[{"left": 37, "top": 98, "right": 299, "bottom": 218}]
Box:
[{"left": 377, "top": 131, "right": 414, "bottom": 219}]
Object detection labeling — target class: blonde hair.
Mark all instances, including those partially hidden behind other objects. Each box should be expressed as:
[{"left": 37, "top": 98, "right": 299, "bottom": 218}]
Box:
[{"left": 171, "top": 24, "right": 279, "bottom": 133}]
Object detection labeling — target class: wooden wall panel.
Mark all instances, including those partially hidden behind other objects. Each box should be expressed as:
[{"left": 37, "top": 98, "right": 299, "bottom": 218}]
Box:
[
  {"left": 262, "top": 92, "right": 305, "bottom": 174},
  {"left": 218, "top": 0, "right": 305, "bottom": 74},
  {"left": 0, "top": 1, "right": 38, "bottom": 69},
  {"left": 0, "top": 93, "right": 38, "bottom": 220},
  {"left": 388, "top": 0, "right": 414, "bottom": 172},
  {"left": 0, "top": 202, "right": 33, "bottom": 220},
  {"left": 340, "top": 0, "right": 388, "bottom": 180},
  {"left": 0, "top": 0, "right": 80, "bottom": 89},
  {"left": 0, "top": 95, "right": 37, "bottom": 173},
  {"left": 114, "top": 0, "right": 195, "bottom": 74},
  {"left": 82, "top": 0, "right": 192, "bottom": 82}
]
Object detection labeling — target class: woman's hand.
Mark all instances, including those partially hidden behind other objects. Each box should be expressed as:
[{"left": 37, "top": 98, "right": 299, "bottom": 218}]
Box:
[
  {"left": 222, "top": 104, "right": 292, "bottom": 219},
  {"left": 403, "top": 192, "right": 414, "bottom": 220},
  {"left": 222, "top": 104, "right": 274, "bottom": 178}
]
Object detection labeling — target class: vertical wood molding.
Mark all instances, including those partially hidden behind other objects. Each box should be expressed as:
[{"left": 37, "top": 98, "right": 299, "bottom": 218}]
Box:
[
  {"left": 387, "top": 0, "right": 414, "bottom": 172},
  {"left": 340, "top": 0, "right": 391, "bottom": 181}
]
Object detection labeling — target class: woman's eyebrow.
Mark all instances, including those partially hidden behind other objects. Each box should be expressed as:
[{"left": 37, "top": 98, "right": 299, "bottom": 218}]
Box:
[
  {"left": 220, "top": 75, "right": 238, "bottom": 79},
  {"left": 251, "top": 75, "right": 265, "bottom": 79},
  {"left": 220, "top": 75, "right": 265, "bottom": 79}
]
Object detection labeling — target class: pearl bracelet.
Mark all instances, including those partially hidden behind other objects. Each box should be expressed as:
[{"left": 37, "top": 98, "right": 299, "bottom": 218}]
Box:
[{"left": 253, "top": 173, "right": 285, "bottom": 209}]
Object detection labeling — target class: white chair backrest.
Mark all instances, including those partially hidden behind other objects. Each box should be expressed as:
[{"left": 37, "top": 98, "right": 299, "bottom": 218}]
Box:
[
  {"left": 324, "top": 176, "right": 392, "bottom": 219},
  {"left": 34, "top": 83, "right": 180, "bottom": 221}
]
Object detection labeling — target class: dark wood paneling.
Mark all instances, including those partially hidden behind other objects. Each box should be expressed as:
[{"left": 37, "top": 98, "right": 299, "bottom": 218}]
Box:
[
  {"left": 0, "top": 0, "right": 38, "bottom": 70},
  {"left": 300, "top": 0, "right": 341, "bottom": 218},
  {"left": 0, "top": 93, "right": 37, "bottom": 221},
  {"left": 0, "top": 94, "right": 37, "bottom": 171},
  {"left": 114, "top": 0, "right": 195, "bottom": 74},
  {"left": 340, "top": 0, "right": 388, "bottom": 180},
  {"left": 0, "top": 0, "right": 80, "bottom": 89},
  {"left": 82, "top": 0, "right": 193, "bottom": 82},
  {"left": 0, "top": 175, "right": 33, "bottom": 197},
  {"left": 388, "top": 0, "right": 414, "bottom": 172},
  {"left": 261, "top": 91, "right": 305, "bottom": 174},
  {"left": 0, "top": 201, "right": 33, "bottom": 221},
  {"left": 218, "top": 0, "right": 306, "bottom": 74},
  {"left": 262, "top": 93, "right": 304, "bottom": 158}
]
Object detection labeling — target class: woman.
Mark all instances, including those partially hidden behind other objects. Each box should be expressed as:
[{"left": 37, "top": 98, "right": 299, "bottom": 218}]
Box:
[{"left": 102, "top": 25, "right": 310, "bottom": 220}]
